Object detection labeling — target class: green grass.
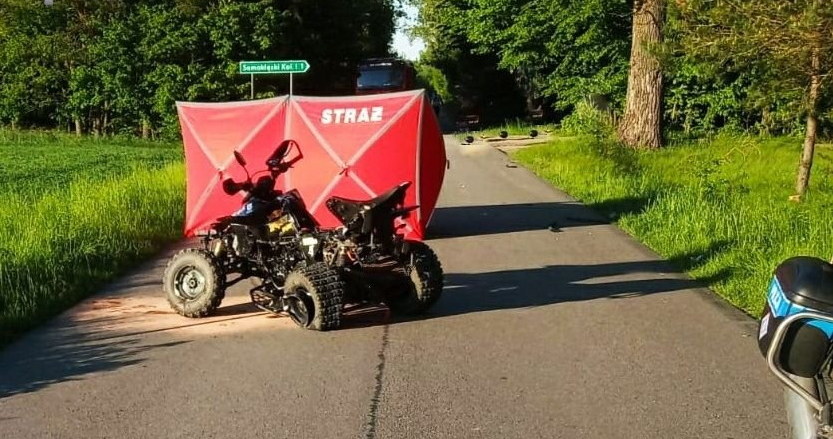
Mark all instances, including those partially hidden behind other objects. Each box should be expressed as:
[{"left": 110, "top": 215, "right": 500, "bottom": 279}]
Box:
[
  {"left": 512, "top": 133, "right": 833, "bottom": 315},
  {"left": 0, "top": 130, "right": 184, "bottom": 344},
  {"left": 0, "top": 129, "right": 180, "bottom": 196}
]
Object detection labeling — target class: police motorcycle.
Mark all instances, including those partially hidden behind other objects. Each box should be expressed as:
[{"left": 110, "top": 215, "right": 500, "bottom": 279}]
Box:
[
  {"left": 758, "top": 256, "right": 833, "bottom": 438},
  {"left": 163, "top": 140, "right": 443, "bottom": 331}
]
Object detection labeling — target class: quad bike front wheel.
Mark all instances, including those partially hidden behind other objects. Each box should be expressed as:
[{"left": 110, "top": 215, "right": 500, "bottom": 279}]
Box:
[
  {"left": 388, "top": 242, "right": 444, "bottom": 316},
  {"left": 163, "top": 248, "right": 225, "bottom": 318},
  {"left": 283, "top": 263, "right": 345, "bottom": 331}
]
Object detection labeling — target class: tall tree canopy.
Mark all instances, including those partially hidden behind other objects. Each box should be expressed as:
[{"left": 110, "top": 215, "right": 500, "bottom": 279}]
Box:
[
  {"left": 0, "top": 0, "right": 397, "bottom": 137},
  {"left": 411, "top": 0, "right": 526, "bottom": 125},
  {"left": 466, "top": 0, "right": 631, "bottom": 110},
  {"left": 412, "top": 0, "right": 630, "bottom": 120},
  {"left": 412, "top": 0, "right": 829, "bottom": 134}
]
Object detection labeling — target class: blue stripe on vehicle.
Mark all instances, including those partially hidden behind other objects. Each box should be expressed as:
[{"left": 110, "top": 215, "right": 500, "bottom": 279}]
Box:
[{"left": 766, "top": 276, "right": 833, "bottom": 337}]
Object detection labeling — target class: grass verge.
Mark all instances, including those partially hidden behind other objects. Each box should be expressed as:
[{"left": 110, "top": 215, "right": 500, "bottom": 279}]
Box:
[
  {"left": 0, "top": 131, "right": 184, "bottom": 345},
  {"left": 512, "top": 134, "right": 833, "bottom": 315}
]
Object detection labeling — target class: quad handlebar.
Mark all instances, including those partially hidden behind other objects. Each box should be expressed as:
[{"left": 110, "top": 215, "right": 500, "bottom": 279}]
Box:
[{"left": 223, "top": 140, "right": 301, "bottom": 197}]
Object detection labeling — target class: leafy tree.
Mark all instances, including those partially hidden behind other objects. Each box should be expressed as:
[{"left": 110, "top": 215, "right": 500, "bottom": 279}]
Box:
[
  {"left": 674, "top": 0, "right": 833, "bottom": 198},
  {"left": 411, "top": 0, "right": 632, "bottom": 124},
  {"left": 411, "top": 0, "right": 525, "bottom": 124},
  {"left": 466, "top": 0, "right": 630, "bottom": 110},
  {"left": 0, "top": 1, "right": 69, "bottom": 129},
  {"left": 0, "top": 0, "right": 397, "bottom": 137},
  {"left": 415, "top": 63, "right": 452, "bottom": 102}
]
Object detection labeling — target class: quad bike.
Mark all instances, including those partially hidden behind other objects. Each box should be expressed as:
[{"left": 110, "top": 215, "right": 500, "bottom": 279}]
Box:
[
  {"left": 162, "top": 140, "right": 443, "bottom": 331},
  {"left": 319, "top": 180, "right": 443, "bottom": 316},
  {"left": 758, "top": 256, "right": 833, "bottom": 438}
]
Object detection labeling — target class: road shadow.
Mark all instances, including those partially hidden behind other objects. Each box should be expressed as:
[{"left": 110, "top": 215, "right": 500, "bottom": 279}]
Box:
[
  {"left": 341, "top": 304, "right": 391, "bottom": 330},
  {"left": 214, "top": 301, "right": 261, "bottom": 317},
  {"left": 0, "top": 293, "right": 273, "bottom": 399},
  {"left": 586, "top": 195, "right": 656, "bottom": 222},
  {"left": 333, "top": 261, "right": 731, "bottom": 330},
  {"left": 427, "top": 198, "right": 653, "bottom": 239},
  {"left": 0, "top": 323, "right": 189, "bottom": 398},
  {"left": 430, "top": 260, "right": 731, "bottom": 318},
  {"left": 344, "top": 198, "right": 734, "bottom": 326},
  {"left": 340, "top": 244, "right": 733, "bottom": 328}
]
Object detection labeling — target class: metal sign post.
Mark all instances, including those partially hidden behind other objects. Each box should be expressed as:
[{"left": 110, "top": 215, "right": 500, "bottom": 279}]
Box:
[{"left": 238, "top": 60, "right": 310, "bottom": 99}]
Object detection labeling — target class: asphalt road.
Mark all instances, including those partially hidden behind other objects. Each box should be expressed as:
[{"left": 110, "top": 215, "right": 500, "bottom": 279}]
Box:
[{"left": 0, "top": 135, "right": 786, "bottom": 438}]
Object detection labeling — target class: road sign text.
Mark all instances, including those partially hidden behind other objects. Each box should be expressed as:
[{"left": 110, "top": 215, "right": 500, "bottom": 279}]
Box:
[{"left": 239, "top": 60, "right": 310, "bottom": 75}]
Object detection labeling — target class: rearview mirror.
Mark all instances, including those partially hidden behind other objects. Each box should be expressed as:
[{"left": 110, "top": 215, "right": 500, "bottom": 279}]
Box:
[{"left": 233, "top": 151, "right": 247, "bottom": 167}]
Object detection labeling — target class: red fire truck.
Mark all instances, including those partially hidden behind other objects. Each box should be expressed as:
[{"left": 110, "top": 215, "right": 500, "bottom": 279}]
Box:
[{"left": 355, "top": 58, "right": 416, "bottom": 95}]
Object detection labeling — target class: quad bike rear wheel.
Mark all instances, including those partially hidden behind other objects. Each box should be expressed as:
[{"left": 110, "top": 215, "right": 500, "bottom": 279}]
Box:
[
  {"left": 388, "top": 242, "right": 444, "bottom": 315},
  {"left": 163, "top": 248, "right": 224, "bottom": 318},
  {"left": 283, "top": 263, "right": 345, "bottom": 331}
]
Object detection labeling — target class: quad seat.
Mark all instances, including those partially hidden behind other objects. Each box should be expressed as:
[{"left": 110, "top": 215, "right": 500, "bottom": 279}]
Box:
[{"left": 326, "top": 182, "right": 411, "bottom": 229}]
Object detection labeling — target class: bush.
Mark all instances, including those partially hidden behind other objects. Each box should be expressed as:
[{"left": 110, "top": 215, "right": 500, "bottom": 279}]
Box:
[{"left": 560, "top": 99, "right": 616, "bottom": 141}]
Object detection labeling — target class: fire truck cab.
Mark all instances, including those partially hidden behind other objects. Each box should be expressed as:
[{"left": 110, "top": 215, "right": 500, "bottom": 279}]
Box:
[{"left": 355, "top": 58, "right": 415, "bottom": 95}]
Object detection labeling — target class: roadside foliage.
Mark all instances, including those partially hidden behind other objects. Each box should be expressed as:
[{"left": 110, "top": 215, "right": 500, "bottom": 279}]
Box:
[
  {"left": 0, "top": 0, "right": 396, "bottom": 137},
  {"left": 412, "top": 0, "right": 832, "bottom": 138}
]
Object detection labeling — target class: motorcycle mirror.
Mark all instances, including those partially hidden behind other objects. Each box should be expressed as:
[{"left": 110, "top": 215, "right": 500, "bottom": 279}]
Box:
[{"left": 233, "top": 151, "right": 247, "bottom": 167}]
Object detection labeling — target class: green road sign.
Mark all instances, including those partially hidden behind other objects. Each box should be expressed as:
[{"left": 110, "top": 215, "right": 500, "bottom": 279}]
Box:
[{"left": 239, "top": 60, "right": 310, "bottom": 75}]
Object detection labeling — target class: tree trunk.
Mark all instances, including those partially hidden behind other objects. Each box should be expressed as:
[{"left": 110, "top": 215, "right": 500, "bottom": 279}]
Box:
[
  {"left": 618, "top": 0, "right": 664, "bottom": 149},
  {"left": 141, "top": 119, "right": 150, "bottom": 139},
  {"left": 74, "top": 118, "right": 82, "bottom": 136},
  {"left": 794, "top": 47, "right": 822, "bottom": 199},
  {"left": 102, "top": 101, "right": 109, "bottom": 135}
]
